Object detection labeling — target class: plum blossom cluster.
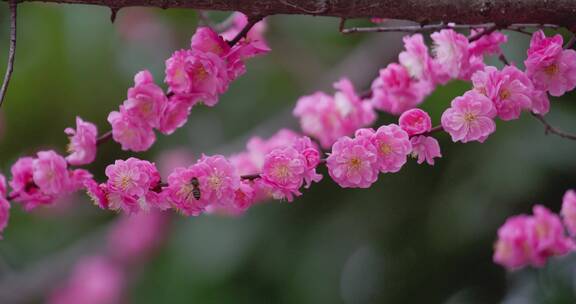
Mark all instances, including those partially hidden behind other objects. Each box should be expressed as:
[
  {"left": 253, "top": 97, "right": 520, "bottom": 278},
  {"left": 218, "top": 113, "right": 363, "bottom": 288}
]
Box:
[
  {"left": 326, "top": 108, "right": 440, "bottom": 188},
  {"left": 48, "top": 211, "right": 169, "bottom": 304},
  {"left": 493, "top": 189, "right": 576, "bottom": 270},
  {"left": 369, "top": 28, "right": 507, "bottom": 115},
  {"left": 109, "top": 16, "right": 269, "bottom": 152},
  {"left": 441, "top": 30, "right": 576, "bottom": 143},
  {"left": 293, "top": 78, "right": 376, "bottom": 148}
]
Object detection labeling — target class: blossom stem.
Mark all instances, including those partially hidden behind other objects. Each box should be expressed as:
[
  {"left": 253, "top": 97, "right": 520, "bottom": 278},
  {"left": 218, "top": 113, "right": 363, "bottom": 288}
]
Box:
[
  {"left": 96, "top": 130, "right": 113, "bottom": 146},
  {"left": 0, "top": 0, "right": 18, "bottom": 109},
  {"left": 531, "top": 113, "right": 576, "bottom": 141},
  {"left": 227, "top": 15, "right": 263, "bottom": 46}
]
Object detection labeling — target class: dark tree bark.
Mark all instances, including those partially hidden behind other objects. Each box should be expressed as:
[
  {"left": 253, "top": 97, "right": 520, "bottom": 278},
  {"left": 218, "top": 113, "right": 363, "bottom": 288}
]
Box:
[{"left": 13, "top": 0, "right": 576, "bottom": 28}]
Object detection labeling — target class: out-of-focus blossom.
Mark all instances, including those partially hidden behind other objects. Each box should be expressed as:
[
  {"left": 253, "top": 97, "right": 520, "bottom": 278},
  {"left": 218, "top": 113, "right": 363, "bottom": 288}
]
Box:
[{"left": 65, "top": 117, "right": 98, "bottom": 166}]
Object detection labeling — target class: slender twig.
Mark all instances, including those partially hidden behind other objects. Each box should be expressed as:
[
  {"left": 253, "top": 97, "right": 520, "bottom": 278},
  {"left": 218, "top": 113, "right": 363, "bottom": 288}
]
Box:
[
  {"left": 341, "top": 23, "right": 557, "bottom": 35},
  {"left": 498, "top": 53, "right": 510, "bottom": 66},
  {"left": 0, "top": 0, "right": 17, "bottom": 109},
  {"left": 227, "top": 15, "right": 263, "bottom": 46},
  {"left": 564, "top": 34, "right": 576, "bottom": 49},
  {"left": 531, "top": 113, "right": 576, "bottom": 140},
  {"left": 422, "top": 125, "right": 443, "bottom": 136},
  {"left": 468, "top": 25, "right": 500, "bottom": 42},
  {"left": 96, "top": 130, "right": 113, "bottom": 145}
]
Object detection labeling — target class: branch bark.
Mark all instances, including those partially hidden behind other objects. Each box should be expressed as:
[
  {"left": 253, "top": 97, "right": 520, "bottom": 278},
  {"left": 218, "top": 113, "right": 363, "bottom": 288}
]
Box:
[{"left": 12, "top": 0, "right": 576, "bottom": 28}]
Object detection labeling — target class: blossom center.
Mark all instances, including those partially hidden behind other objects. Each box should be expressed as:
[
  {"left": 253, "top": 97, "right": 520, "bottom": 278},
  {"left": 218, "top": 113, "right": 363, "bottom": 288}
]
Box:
[
  {"left": 499, "top": 88, "right": 511, "bottom": 100},
  {"left": 348, "top": 157, "right": 362, "bottom": 170},
  {"left": 208, "top": 174, "right": 223, "bottom": 190},
  {"left": 544, "top": 63, "right": 559, "bottom": 75},
  {"left": 178, "top": 183, "right": 195, "bottom": 202},
  {"left": 463, "top": 112, "right": 476, "bottom": 123},
  {"left": 379, "top": 143, "right": 393, "bottom": 155},
  {"left": 273, "top": 164, "right": 291, "bottom": 181}
]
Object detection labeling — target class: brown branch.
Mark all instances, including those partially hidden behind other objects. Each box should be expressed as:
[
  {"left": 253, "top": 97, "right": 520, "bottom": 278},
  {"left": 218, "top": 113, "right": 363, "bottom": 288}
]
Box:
[
  {"left": 0, "top": 0, "right": 17, "bottom": 109},
  {"left": 11, "top": 0, "right": 576, "bottom": 29},
  {"left": 531, "top": 113, "right": 576, "bottom": 141},
  {"left": 96, "top": 130, "right": 112, "bottom": 145},
  {"left": 227, "top": 15, "right": 263, "bottom": 46}
]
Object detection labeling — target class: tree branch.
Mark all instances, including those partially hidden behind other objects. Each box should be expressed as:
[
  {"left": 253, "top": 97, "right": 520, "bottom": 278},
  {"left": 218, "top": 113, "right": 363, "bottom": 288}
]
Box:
[
  {"left": 0, "top": 0, "right": 17, "bottom": 109},
  {"left": 531, "top": 113, "right": 576, "bottom": 141},
  {"left": 11, "top": 0, "right": 576, "bottom": 29}
]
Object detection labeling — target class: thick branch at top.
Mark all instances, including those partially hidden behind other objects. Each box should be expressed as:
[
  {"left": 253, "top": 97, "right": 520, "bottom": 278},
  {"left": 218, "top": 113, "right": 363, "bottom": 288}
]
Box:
[{"left": 13, "top": 0, "right": 576, "bottom": 28}]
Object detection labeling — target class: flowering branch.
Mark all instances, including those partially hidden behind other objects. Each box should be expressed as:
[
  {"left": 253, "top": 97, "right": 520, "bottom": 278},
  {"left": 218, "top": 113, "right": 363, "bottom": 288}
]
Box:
[
  {"left": 340, "top": 23, "right": 558, "bottom": 35},
  {"left": 227, "top": 15, "right": 263, "bottom": 46},
  {"left": 0, "top": 0, "right": 17, "bottom": 109}
]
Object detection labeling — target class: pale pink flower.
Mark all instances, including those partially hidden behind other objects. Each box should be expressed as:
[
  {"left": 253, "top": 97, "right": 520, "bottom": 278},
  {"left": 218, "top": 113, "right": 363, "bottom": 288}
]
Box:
[
  {"left": 48, "top": 256, "right": 124, "bottom": 304},
  {"left": 165, "top": 165, "right": 209, "bottom": 216},
  {"left": 326, "top": 135, "right": 379, "bottom": 188},
  {"left": 191, "top": 27, "right": 230, "bottom": 57},
  {"left": 33, "top": 150, "right": 70, "bottom": 195},
  {"left": 158, "top": 94, "right": 199, "bottom": 135},
  {"left": 441, "top": 90, "right": 497, "bottom": 143},
  {"left": 561, "top": 189, "right": 576, "bottom": 236},
  {"left": 261, "top": 147, "right": 307, "bottom": 201},
  {"left": 431, "top": 29, "right": 470, "bottom": 79},
  {"left": 368, "top": 124, "right": 412, "bottom": 173},
  {"left": 229, "top": 152, "right": 260, "bottom": 176},
  {"left": 67, "top": 169, "right": 93, "bottom": 193},
  {"left": 472, "top": 66, "right": 533, "bottom": 121},
  {"left": 9, "top": 157, "right": 56, "bottom": 210},
  {"left": 525, "top": 30, "right": 576, "bottom": 96},
  {"left": 221, "top": 13, "right": 270, "bottom": 62},
  {"left": 164, "top": 49, "right": 230, "bottom": 106},
  {"left": 65, "top": 117, "right": 98, "bottom": 166},
  {"left": 195, "top": 154, "right": 240, "bottom": 206},
  {"left": 0, "top": 174, "right": 10, "bottom": 238},
  {"left": 531, "top": 205, "right": 574, "bottom": 265},
  {"left": 493, "top": 215, "right": 537, "bottom": 270},
  {"left": 410, "top": 136, "right": 442, "bottom": 165},
  {"left": 107, "top": 108, "right": 156, "bottom": 152},
  {"left": 123, "top": 70, "right": 168, "bottom": 129},
  {"left": 292, "top": 136, "right": 323, "bottom": 187},
  {"left": 530, "top": 90, "right": 550, "bottom": 115},
  {"left": 246, "top": 129, "right": 301, "bottom": 169},
  {"left": 294, "top": 78, "right": 375, "bottom": 148},
  {"left": 398, "top": 108, "right": 432, "bottom": 136},
  {"left": 468, "top": 30, "right": 507, "bottom": 57},
  {"left": 370, "top": 63, "right": 430, "bottom": 115}
]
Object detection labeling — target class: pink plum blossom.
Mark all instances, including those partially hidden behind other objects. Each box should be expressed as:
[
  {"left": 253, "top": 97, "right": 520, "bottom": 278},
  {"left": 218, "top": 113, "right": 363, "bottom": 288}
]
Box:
[
  {"left": 431, "top": 29, "right": 470, "bottom": 79},
  {"left": 561, "top": 189, "right": 576, "bottom": 236},
  {"left": 232, "top": 180, "right": 257, "bottom": 212},
  {"left": 33, "top": 150, "right": 70, "bottom": 195},
  {"left": 221, "top": 13, "right": 270, "bottom": 68},
  {"left": 471, "top": 66, "right": 533, "bottom": 121},
  {"left": 525, "top": 30, "right": 576, "bottom": 96},
  {"left": 368, "top": 124, "right": 412, "bottom": 173},
  {"left": 158, "top": 94, "right": 199, "bottom": 135},
  {"left": 398, "top": 34, "right": 447, "bottom": 84},
  {"left": 107, "top": 108, "right": 156, "bottom": 152},
  {"left": 0, "top": 174, "right": 10, "bottom": 238},
  {"left": 441, "top": 90, "right": 497, "bottom": 143},
  {"left": 293, "top": 136, "right": 323, "bottom": 187},
  {"left": 293, "top": 78, "right": 376, "bottom": 148},
  {"left": 84, "top": 179, "right": 109, "bottom": 210},
  {"left": 195, "top": 155, "right": 240, "bottom": 206},
  {"left": 326, "top": 135, "right": 379, "bottom": 188},
  {"left": 370, "top": 63, "right": 431, "bottom": 115},
  {"left": 468, "top": 30, "right": 507, "bottom": 57},
  {"left": 164, "top": 49, "right": 230, "bottom": 106},
  {"left": 493, "top": 215, "right": 537, "bottom": 270},
  {"left": 410, "top": 136, "right": 442, "bottom": 165},
  {"left": 123, "top": 70, "right": 168, "bottom": 129},
  {"left": 261, "top": 147, "right": 307, "bottom": 201},
  {"left": 48, "top": 256, "right": 124, "bottom": 304},
  {"left": 398, "top": 108, "right": 432, "bottom": 136},
  {"left": 104, "top": 158, "right": 160, "bottom": 213},
  {"left": 9, "top": 157, "right": 56, "bottom": 210},
  {"left": 530, "top": 90, "right": 550, "bottom": 115},
  {"left": 531, "top": 205, "right": 574, "bottom": 265},
  {"left": 165, "top": 166, "right": 208, "bottom": 216},
  {"left": 191, "top": 27, "right": 230, "bottom": 57},
  {"left": 65, "top": 117, "right": 98, "bottom": 166}
]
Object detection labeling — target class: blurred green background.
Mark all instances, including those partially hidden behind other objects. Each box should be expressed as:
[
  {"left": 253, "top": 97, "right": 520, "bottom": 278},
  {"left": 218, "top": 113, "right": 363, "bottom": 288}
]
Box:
[{"left": 1, "top": 3, "right": 576, "bottom": 304}]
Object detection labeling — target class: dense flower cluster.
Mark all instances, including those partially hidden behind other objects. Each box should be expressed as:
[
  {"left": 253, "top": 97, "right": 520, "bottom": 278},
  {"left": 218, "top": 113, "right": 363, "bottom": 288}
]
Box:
[
  {"left": 494, "top": 192, "right": 576, "bottom": 270},
  {"left": 294, "top": 78, "right": 376, "bottom": 148},
  {"left": 109, "top": 20, "right": 269, "bottom": 151}
]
